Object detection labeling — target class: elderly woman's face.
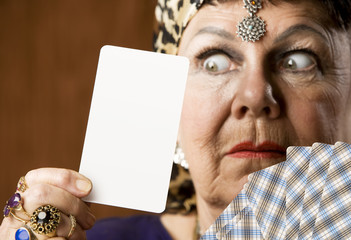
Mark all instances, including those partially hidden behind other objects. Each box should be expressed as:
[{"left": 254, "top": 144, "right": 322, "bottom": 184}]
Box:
[{"left": 178, "top": 0, "right": 351, "bottom": 207}]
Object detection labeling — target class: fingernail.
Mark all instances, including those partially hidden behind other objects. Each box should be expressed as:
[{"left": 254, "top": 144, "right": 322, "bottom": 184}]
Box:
[
  {"left": 88, "top": 212, "right": 96, "bottom": 227},
  {"left": 76, "top": 179, "right": 92, "bottom": 193}
]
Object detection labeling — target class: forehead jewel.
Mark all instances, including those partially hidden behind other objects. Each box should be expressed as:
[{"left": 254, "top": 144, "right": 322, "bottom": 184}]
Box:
[{"left": 237, "top": 0, "right": 266, "bottom": 42}]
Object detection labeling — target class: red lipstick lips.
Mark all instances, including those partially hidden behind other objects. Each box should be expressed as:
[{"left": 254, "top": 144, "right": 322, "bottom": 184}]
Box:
[{"left": 227, "top": 141, "right": 286, "bottom": 158}]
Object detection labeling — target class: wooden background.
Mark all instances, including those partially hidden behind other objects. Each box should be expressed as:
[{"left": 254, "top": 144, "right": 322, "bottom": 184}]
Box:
[{"left": 0, "top": 0, "right": 158, "bottom": 220}]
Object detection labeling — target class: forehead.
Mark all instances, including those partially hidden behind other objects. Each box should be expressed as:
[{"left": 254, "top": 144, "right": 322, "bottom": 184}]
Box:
[
  {"left": 202, "top": 0, "right": 329, "bottom": 25},
  {"left": 182, "top": 0, "right": 331, "bottom": 43}
]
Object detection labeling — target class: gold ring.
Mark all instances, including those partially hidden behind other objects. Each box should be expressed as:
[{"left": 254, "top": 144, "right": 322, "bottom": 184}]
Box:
[
  {"left": 16, "top": 176, "right": 28, "bottom": 193},
  {"left": 3, "top": 193, "right": 31, "bottom": 223},
  {"left": 30, "top": 205, "right": 61, "bottom": 237},
  {"left": 67, "top": 214, "right": 77, "bottom": 238},
  {"left": 10, "top": 212, "right": 29, "bottom": 224}
]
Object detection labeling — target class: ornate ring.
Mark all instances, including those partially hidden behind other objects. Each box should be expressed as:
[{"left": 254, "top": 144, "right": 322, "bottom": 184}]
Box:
[
  {"left": 67, "top": 214, "right": 77, "bottom": 238},
  {"left": 15, "top": 225, "right": 37, "bottom": 240},
  {"left": 30, "top": 205, "right": 61, "bottom": 237},
  {"left": 3, "top": 193, "right": 31, "bottom": 223},
  {"left": 17, "top": 176, "right": 28, "bottom": 193}
]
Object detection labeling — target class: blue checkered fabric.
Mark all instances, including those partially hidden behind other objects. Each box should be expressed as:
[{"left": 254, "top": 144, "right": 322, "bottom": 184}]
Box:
[
  {"left": 297, "top": 143, "right": 333, "bottom": 239},
  {"left": 200, "top": 142, "right": 351, "bottom": 240},
  {"left": 312, "top": 142, "right": 351, "bottom": 239},
  {"left": 200, "top": 192, "right": 250, "bottom": 239},
  {"left": 245, "top": 160, "right": 286, "bottom": 239},
  {"left": 224, "top": 205, "right": 263, "bottom": 239},
  {"left": 285, "top": 146, "right": 311, "bottom": 239}
]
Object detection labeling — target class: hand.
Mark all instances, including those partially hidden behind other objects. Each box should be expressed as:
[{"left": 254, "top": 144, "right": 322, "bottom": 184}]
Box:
[{"left": 0, "top": 168, "right": 95, "bottom": 240}]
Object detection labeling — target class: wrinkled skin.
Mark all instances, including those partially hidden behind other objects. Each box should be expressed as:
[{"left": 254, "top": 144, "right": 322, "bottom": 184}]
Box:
[{"left": 177, "top": 0, "right": 351, "bottom": 231}]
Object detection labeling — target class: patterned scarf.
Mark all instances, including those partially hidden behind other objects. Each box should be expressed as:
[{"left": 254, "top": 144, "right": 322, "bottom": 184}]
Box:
[
  {"left": 154, "top": 0, "right": 207, "bottom": 214},
  {"left": 154, "top": 0, "right": 205, "bottom": 54}
]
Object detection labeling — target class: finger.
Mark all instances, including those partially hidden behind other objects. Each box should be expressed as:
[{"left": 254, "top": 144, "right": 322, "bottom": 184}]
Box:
[
  {"left": 0, "top": 215, "right": 24, "bottom": 239},
  {"left": 31, "top": 213, "right": 73, "bottom": 240},
  {"left": 1, "top": 213, "right": 86, "bottom": 240},
  {"left": 0, "top": 216, "right": 63, "bottom": 240},
  {"left": 69, "top": 224, "right": 86, "bottom": 240},
  {"left": 23, "top": 183, "right": 96, "bottom": 230},
  {"left": 56, "top": 215, "right": 86, "bottom": 240},
  {"left": 25, "top": 168, "right": 92, "bottom": 198}
]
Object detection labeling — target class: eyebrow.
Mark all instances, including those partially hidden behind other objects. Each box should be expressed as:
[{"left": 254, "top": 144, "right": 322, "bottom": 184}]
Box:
[
  {"left": 195, "top": 26, "right": 236, "bottom": 41},
  {"left": 194, "top": 24, "right": 327, "bottom": 44},
  {"left": 274, "top": 24, "right": 328, "bottom": 43}
]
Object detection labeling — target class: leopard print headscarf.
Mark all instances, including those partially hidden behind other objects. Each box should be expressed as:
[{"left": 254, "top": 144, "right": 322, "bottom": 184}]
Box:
[
  {"left": 154, "top": 0, "right": 206, "bottom": 55},
  {"left": 154, "top": 0, "right": 207, "bottom": 214},
  {"left": 165, "top": 163, "right": 197, "bottom": 214}
]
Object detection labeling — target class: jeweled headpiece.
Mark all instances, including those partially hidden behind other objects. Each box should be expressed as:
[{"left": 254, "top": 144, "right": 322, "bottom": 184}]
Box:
[{"left": 237, "top": 0, "right": 266, "bottom": 42}]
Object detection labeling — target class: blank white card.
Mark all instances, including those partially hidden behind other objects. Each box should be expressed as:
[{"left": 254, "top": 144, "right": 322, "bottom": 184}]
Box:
[{"left": 79, "top": 45, "right": 189, "bottom": 213}]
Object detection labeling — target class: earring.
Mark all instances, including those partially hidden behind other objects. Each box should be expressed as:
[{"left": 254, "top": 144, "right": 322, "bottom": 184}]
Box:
[{"left": 173, "top": 144, "right": 189, "bottom": 169}]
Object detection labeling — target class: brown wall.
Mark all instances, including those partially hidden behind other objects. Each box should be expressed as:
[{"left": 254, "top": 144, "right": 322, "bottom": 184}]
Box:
[{"left": 0, "top": 0, "right": 157, "bottom": 220}]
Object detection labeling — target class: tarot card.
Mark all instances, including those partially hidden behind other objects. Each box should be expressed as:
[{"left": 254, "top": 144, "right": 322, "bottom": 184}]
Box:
[
  {"left": 285, "top": 146, "right": 311, "bottom": 239},
  {"left": 297, "top": 143, "right": 333, "bottom": 239},
  {"left": 79, "top": 45, "right": 189, "bottom": 213},
  {"left": 224, "top": 205, "right": 264, "bottom": 240},
  {"left": 200, "top": 191, "right": 251, "bottom": 239},
  {"left": 312, "top": 142, "right": 351, "bottom": 239},
  {"left": 245, "top": 161, "right": 287, "bottom": 239}
]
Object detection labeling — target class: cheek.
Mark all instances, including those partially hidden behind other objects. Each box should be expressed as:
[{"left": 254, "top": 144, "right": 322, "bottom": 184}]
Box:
[
  {"left": 287, "top": 102, "right": 325, "bottom": 143},
  {"left": 179, "top": 77, "right": 233, "bottom": 181},
  {"left": 285, "top": 86, "right": 345, "bottom": 144},
  {"left": 179, "top": 80, "right": 229, "bottom": 145}
]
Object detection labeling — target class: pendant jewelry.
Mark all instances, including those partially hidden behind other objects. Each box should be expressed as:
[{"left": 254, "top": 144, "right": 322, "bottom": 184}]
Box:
[{"left": 237, "top": 0, "right": 266, "bottom": 42}]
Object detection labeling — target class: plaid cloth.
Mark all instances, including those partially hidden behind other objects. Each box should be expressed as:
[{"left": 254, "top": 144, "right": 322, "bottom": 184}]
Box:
[
  {"left": 297, "top": 143, "right": 333, "bottom": 239},
  {"left": 285, "top": 146, "right": 311, "bottom": 239},
  {"left": 200, "top": 192, "right": 251, "bottom": 239},
  {"left": 312, "top": 142, "right": 351, "bottom": 239},
  {"left": 200, "top": 142, "right": 351, "bottom": 240},
  {"left": 224, "top": 205, "right": 263, "bottom": 239},
  {"left": 244, "top": 161, "right": 286, "bottom": 239}
]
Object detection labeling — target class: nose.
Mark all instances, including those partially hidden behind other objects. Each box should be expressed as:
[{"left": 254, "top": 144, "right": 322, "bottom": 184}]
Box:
[{"left": 231, "top": 67, "right": 281, "bottom": 120}]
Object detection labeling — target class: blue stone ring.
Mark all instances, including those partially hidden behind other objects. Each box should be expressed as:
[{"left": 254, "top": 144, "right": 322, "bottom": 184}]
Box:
[
  {"left": 4, "top": 194, "right": 62, "bottom": 238},
  {"left": 15, "top": 225, "right": 37, "bottom": 240}
]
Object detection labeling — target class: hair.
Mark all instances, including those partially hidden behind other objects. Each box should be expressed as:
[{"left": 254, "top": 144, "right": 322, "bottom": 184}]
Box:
[
  {"left": 318, "top": 0, "right": 351, "bottom": 30},
  {"left": 205, "top": 0, "right": 351, "bottom": 30}
]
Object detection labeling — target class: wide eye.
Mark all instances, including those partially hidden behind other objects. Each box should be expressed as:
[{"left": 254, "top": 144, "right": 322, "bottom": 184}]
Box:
[
  {"left": 281, "top": 52, "right": 316, "bottom": 71},
  {"left": 203, "top": 53, "right": 231, "bottom": 73}
]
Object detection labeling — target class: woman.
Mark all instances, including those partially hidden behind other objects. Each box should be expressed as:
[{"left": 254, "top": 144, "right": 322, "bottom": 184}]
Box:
[{"left": 1, "top": 0, "right": 351, "bottom": 239}]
